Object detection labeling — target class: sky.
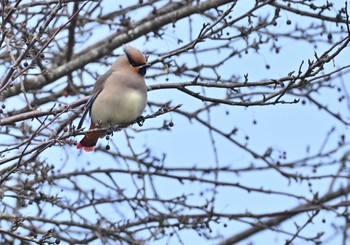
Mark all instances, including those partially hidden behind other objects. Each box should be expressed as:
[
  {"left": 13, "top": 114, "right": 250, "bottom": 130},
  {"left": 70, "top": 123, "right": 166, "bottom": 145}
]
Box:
[
  {"left": 2, "top": 0, "right": 350, "bottom": 244},
  {"left": 72, "top": 1, "right": 350, "bottom": 244}
]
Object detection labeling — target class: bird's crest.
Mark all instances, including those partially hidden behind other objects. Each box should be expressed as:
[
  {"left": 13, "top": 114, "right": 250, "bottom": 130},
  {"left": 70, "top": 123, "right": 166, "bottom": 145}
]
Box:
[{"left": 123, "top": 45, "right": 147, "bottom": 67}]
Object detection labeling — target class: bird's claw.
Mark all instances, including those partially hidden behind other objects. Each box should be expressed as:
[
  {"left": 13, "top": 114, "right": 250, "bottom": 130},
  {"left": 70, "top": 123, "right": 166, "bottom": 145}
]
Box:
[{"left": 137, "top": 116, "right": 145, "bottom": 127}]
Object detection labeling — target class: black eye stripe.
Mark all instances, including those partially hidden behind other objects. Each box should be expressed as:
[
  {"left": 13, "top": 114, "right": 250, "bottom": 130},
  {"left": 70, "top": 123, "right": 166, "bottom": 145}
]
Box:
[{"left": 126, "top": 54, "right": 145, "bottom": 67}]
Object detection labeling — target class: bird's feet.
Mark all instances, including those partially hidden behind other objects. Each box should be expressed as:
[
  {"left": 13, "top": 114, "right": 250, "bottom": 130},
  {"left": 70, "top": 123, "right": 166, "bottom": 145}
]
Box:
[
  {"left": 107, "top": 124, "right": 114, "bottom": 136},
  {"left": 137, "top": 116, "right": 145, "bottom": 127}
]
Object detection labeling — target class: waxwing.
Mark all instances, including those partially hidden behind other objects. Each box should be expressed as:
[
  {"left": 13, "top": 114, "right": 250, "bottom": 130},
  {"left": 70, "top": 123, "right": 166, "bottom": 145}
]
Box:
[{"left": 77, "top": 45, "right": 149, "bottom": 152}]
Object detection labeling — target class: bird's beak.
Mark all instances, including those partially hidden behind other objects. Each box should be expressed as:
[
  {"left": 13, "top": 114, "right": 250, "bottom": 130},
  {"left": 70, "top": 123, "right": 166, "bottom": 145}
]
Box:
[{"left": 141, "top": 63, "right": 151, "bottom": 68}]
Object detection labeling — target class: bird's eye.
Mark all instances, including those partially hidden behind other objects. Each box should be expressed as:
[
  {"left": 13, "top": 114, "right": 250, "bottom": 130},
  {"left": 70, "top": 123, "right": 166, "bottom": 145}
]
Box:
[
  {"left": 127, "top": 57, "right": 138, "bottom": 67},
  {"left": 139, "top": 66, "right": 147, "bottom": 75}
]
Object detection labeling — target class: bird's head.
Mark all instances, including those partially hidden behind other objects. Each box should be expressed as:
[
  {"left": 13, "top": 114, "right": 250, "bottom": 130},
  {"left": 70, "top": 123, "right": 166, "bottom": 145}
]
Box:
[{"left": 115, "top": 45, "right": 149, "bottom": 76}]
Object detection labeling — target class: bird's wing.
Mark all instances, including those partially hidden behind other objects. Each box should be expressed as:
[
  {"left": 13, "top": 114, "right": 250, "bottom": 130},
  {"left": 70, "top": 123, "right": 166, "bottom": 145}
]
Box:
[
  {"left": 93, "top": 69, "right": 112, "bottom": 93},
  {"left": 77, "top": 69, "right": 112, "bottom": 129},
  {"left": 77, "top": 92, "right": 100, "bottom": 129}
]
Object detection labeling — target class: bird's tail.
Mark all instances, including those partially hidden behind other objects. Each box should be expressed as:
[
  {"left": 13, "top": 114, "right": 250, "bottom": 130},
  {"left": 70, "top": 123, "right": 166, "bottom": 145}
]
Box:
[{"left": 77, "top": 123, "right": 106, "bottom": 152}]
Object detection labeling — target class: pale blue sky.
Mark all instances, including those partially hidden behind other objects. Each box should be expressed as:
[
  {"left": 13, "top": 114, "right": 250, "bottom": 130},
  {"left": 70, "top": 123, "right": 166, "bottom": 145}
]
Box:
[
  {"left": 69, "top": 1, "right": 350, "bottom": 244},
  {"left": 1, "top": 1, "right": 348, "bottom": 244}
]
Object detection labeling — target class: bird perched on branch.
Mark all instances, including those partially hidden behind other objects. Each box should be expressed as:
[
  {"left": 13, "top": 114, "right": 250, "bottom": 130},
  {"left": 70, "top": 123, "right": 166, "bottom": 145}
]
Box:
[{"left": 76, "top": 45, "right": 149, "bottom": 152}]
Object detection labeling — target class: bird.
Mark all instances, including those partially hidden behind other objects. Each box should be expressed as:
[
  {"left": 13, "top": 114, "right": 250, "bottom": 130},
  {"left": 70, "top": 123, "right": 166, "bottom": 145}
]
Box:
[{"left": 76, "top": 45, "right": 149, "bottom": 152}]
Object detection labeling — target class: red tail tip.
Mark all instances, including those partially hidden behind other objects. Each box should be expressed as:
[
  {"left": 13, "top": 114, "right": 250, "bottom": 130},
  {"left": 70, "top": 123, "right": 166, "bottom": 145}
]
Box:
[{"left": 76, "top": 143, "right": 95, "bottom": 152}]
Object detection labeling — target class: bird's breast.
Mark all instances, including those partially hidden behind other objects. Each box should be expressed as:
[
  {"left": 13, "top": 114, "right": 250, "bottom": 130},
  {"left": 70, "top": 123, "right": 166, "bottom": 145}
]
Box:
[{"left": 91, "top": 88, "right": 146, "bottom": 127}]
